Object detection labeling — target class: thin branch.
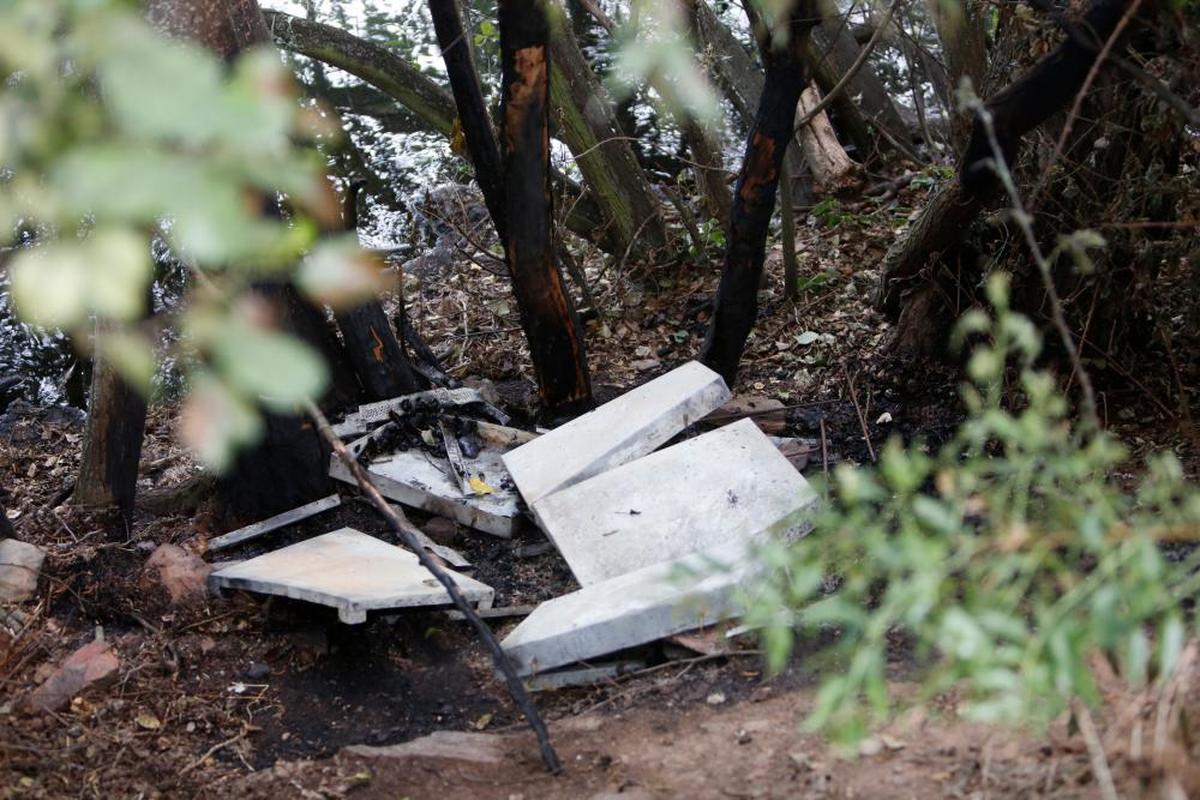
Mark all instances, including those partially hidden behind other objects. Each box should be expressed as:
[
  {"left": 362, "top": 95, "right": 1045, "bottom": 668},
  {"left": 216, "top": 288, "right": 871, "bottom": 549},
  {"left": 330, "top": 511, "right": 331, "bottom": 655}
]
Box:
[
  {"left": 970, "top": 101, "right": 1101, "bottom": 432},
  {"left": 1072, "top": 698, "right": 1119, "bottom": 800},
  {"left": 794, "top": 0, "right": 902, "bottom": 128},
  {"left": 303, "top": 400, "right": 562, "bottom": 774},
  {"left": 1028, "top": 0, "right": 1144, "bottom": 210}
]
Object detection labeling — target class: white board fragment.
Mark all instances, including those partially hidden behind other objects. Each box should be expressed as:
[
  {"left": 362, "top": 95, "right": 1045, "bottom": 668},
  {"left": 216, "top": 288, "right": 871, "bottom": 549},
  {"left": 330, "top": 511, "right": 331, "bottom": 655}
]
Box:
[
  {"left": 501, "top": 361, "right": 730, "bottom": 506},
  {"left": 531, "top": 419, "right": 817, "bottom": 586},
  {"left": 501, "top": 544, "right": 752, "bottom": 675},
  {"left": 208, "top": 528, "right": 493, "bottom": 623}
]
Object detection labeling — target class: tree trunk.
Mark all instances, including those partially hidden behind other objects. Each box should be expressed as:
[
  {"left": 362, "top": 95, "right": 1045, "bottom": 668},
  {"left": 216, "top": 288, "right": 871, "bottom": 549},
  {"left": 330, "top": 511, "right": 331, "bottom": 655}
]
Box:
[
  {"left": 795, "top": 86, "right": 858, "bottom": 192},
  {"left": 429, "top": 0, "right": 508, "bottom": 239},
  {"left": 74, "top": 331, "right": 149, "bottom": 522},
  {"left": 545, "top": 0, "right": 669, "bottom": 255},
  {"left": 931, "top": 0, "right": 989, "bottom": 146},
  {"left": 699, "top": 1, "right": 820, "bottom": 385},
  {"left": 690, "top": 0, "right": 761, "bottom": 127},
  {"left": 268, "top": 8, "right": 627, "bottom": 255},
  {"left": 499, "top": 0, "right": 593, "bottom": 412},
  {"left": 960, "top": 0, "right": 1133, "bottom": 196},
  {"left": 806, "top": 21, "right": 911, "bottom": 162},
  {"left": 332, "top": 182, "right": 425, "bottom": 400},
  {"left": 264, "top": 9, "right": 458, "bottom": 136}
]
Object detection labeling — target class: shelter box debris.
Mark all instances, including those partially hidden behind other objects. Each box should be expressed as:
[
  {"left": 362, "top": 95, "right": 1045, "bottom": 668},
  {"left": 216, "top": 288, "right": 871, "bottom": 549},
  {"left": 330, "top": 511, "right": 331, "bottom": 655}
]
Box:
[
  {"left": 209, "top": 528, "right": 493, "bottom": 624},
  {"left": 330, "top": 416, "right": 534, "bottom": 538}
]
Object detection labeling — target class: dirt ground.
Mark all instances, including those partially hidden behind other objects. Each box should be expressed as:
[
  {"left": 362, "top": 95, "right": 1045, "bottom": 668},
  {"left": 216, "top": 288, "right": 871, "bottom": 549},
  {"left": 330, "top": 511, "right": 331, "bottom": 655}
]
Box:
[{"left": 2, "top": 177, "right": 1198, "bottom": 798}]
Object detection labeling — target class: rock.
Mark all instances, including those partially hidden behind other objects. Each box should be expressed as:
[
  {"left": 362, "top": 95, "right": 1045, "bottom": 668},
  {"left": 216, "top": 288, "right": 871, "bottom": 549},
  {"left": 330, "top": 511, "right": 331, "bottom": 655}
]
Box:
[
  {"left": 630, "top": 358, "right": 661, "bottom": 372},
  {"left": 708, "top": 395, "right": 787, "bottom": 434},
  {"left": 142, "top": 544, "right": 211, "bottom": 605},
  {"left": 421, "top": 516, "right": 460, "bottom": 547},
  {"left": 243, "top": 661, "right": 271, "bottom": 680},
  {"left": 0, "top": 539, "right": 46, "bottom": 603},
  {"left": 26, "top": 639, "right": 119, "bottom": 713}
]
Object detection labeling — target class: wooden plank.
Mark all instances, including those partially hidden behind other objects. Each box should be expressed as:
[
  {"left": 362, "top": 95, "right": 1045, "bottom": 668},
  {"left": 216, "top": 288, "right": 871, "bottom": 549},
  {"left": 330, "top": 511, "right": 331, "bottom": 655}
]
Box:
[{"left": 207, "top": 494, "right": 342, "bottom": 553}]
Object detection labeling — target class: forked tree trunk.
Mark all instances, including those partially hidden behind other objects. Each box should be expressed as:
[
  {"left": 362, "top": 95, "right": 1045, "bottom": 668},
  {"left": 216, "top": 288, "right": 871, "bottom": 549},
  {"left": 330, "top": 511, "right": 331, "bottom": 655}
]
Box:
[
  {"left": 699, "top": 0, "right": 820, "bottom": 384},
  {"left": 499, "top": 0, "right": 592, "bottom": 412},
  {"left": 74, "top": 332, "right": 149, "bottom": 522}
]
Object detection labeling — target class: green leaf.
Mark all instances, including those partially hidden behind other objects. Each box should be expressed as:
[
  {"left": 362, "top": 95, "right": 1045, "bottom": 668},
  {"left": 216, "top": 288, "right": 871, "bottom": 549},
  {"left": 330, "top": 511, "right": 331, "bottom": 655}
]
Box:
[
  {"left": 210, "top": 324, "right": 328, "bottom": 412},
  {"left": 297, "top": 236, "right": 386, "bottom": 308},
  {"left": 9, "top": 243, "right": 88, "bottom": 329},
  {"left": 180, "top": 372, "right": 263, "bottom": 471},
  {"left": 87, "top": 227, "right": 152, "bottom": 320},
  {"left": 98, "top": 329, "right": 157, "bottom": 395}
]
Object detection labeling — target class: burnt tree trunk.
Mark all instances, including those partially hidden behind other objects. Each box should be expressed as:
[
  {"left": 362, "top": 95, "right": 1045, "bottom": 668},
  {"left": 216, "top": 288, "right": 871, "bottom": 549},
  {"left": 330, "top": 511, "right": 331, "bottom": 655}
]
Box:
[
  {"left": 499, "top": 0, "right": 592, "bottom": 412},
  {"left": 332, "top": 181, "right": 424, "bottom": 399},
  {"left": 148, "top": 0, "right": 366, "bottom": 520},
  {"left": 699, "top": 1, "right": 820, "bottom": 385},
  {"left": 429, "top": 0, "right": 508, "bottom": 240},
  {"left": 74, "top": 330, "right": 149, "bottom": 522},
  {"left": 960, "top": 0, "right": 1132, "bottom": 196}
]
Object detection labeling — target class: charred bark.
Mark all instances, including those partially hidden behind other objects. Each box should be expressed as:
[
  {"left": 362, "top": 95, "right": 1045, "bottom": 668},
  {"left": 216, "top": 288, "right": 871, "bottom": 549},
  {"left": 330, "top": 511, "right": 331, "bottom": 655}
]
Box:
[
  {"left": 428, "top": 0, "right": 508, "bottom": 239},
  {"left": 699, "top": 1, "right": 821, "bottom": 385},
  {"left": 74, "top": 338, "right": 148, "bottom": 522},
  {"left": 499, "top": 0, "right": 592, "bottom": 412},
  {"left": 959, "top": 0, "right": 1133, "bottom": 196},
  {"left": 332, "top": 181, "right": 425, "bottom": 400}
]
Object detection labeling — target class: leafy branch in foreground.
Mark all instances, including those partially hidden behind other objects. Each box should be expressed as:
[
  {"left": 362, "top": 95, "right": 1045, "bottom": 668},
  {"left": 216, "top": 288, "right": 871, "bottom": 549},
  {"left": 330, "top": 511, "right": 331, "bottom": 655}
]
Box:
[{"left": 744, "top": 273, "right": 1200, "bottom": 744}]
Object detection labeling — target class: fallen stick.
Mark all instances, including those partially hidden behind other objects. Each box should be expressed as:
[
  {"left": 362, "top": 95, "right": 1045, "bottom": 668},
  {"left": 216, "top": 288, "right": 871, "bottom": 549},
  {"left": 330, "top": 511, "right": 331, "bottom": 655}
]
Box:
[
  {"left": 207, "top": 494, "right": 341, "bottom": 553},
  {"left": 304, "top": 400, "right": 562, "bottom": 774}
]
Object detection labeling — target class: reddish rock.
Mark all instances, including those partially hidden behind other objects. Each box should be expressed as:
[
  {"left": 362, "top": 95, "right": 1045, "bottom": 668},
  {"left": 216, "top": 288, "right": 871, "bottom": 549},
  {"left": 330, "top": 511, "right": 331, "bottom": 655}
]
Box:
[
  {"left": 26, "top": 639, "right": 119, "bottom": 713},
  {"left": 422, "top": 516, "right": 460, "bottom": 547},
  {"left": 142, "top": 544, "right": 211, "bottom": 605}
]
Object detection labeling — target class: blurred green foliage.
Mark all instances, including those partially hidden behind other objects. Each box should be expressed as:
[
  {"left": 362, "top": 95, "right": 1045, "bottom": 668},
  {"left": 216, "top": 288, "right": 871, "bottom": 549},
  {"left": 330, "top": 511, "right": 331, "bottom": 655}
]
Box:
[
  {"left": 0, "top": 0, "right": 380, "bottom": 469},
  {"left": 744, "top": 273, "right": 1200, "bottom": 744}
]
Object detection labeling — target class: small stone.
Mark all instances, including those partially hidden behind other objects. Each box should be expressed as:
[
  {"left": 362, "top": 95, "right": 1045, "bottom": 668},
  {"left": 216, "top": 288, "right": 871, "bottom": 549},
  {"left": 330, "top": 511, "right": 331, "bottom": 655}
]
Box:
[
  {"left": 735, "top": 728, "right": 752, "bottom": 745},
  {"left": 706, "top": 691, "right": 727, "bottom": 706},
  {"left": 422, "top": 517, "right": 460, "bottom": 547},
  {"left": 141, "top": 545, "right": 211, "bottom": 605},
  {"left": 0, "top": 539, "right": 46, "bottom": 603},
  {"left": 26, "top": 639, "right": 119, "bottom": 713},
  {"left": 857, "top": 736, "right": 883, "bottom": 757},
  {"left": 630, "top": 358, "right": 660, "bottom": 372},
  {"left": 243, "top": 662, "right": 271, "bottom": 680}
]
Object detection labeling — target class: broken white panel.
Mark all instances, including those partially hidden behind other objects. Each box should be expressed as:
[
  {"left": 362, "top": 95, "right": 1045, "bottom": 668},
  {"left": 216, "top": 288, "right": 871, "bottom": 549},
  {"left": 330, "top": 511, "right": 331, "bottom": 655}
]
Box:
[
  {"left": 532, "top": 418, "right": 817, "bottom": 586},
  {"left": 501, "top": 544, "right": 753, "bottom": 675},
  {"left": 208, "top": 528, "right": 493, "bottom": 624},
  {"left": 330, "top": 422, "right": 532, "bottom": 537},
  {"left": 502, "top": 361, "right": 730, "bottom": 506}
]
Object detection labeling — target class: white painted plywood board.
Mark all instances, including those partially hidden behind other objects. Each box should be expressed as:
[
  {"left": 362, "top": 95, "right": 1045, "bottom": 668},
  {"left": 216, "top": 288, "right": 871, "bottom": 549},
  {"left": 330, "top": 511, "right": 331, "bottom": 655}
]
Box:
[
  {"left": 501, "top": 544, "right": 752, "bottom": 675},
  {"left": 209, "top": 528, "right": 493, "bottom": 623},
  {"left": 531, "top": 418, "right": 817, "bottom": 586},
  {"left": 501, "top": 361, "right": 730, "bottom": 506}
]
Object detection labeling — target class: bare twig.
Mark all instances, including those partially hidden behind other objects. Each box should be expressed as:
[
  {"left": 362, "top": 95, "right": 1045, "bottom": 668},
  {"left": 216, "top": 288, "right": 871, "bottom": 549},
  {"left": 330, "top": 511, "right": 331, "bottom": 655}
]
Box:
[
  {"left": 842, "top": 364, "right": 876, "bottom": 462},
  {"left": 1028, "top": 0, "right": 1144, "bottom": 210},
  {"left": 1071, "top": 698, "right": 1119, "bottom": 800},
  {"left": 303, "top": 400, "right": 561, "bottom": 773},
  {"left": 794, "top": 0, "right": 902, "bottom": 129},
  {"left": 971, "top": 101, "right": 1100, "bottom": 432}
]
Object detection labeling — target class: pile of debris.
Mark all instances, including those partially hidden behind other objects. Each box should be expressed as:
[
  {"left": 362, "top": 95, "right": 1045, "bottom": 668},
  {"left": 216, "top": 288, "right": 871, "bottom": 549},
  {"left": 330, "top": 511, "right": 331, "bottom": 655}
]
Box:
[{"left": 206, "top": 362, "right": 818, "bottom": 688}]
